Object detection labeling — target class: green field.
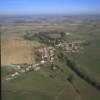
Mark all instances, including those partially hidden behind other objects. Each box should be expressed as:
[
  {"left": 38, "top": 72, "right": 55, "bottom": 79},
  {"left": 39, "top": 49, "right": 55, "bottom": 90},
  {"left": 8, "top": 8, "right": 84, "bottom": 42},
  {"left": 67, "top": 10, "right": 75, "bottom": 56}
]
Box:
[
  {"left": 2, "top": 33, "right": 100, "bottom": 100},
  {"left": 2, "top": 54, "right": 100, "bottom": 100},
  {"left": 1, "top": 15, "right": 100, "bottom": 100},
  {"left": 2, "top": 65, "right": 77, "bottom": 100},
  {"left": 67, "top": 39, "right": 100, "bottom": 83}
]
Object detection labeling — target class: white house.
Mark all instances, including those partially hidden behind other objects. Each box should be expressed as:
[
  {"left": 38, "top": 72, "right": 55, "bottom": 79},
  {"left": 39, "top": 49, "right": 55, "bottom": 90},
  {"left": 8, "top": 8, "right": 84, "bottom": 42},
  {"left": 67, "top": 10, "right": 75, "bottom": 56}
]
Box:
[
  {"left": 26, "top": 67, "right": 30, "bottom": 71},
  {"left": 32, "top": 64, "right": 40, "bottom": 68},
  {"left": 14, "top": 72, "right": 19, "bottom": 75},
  {"left": 11, "top": 74, "right": 15, "bottom": 77},
  {"left": 40, "top": 60, "right": 45, "bottom": 64},
  {"left": 65, "top": 32, "right": 71, "bottom": 35},
  {"left": 16, "top": 65, "right": 21, "bottom": 70},
  {"left": 20, "top": 69, "right": 25, "bottom": 73},
  {"left": 6, "top": 77, "right": 11, "bottom": 81},
  {"left": 34, "top": 67, "right": 41, "bottom": 71}
]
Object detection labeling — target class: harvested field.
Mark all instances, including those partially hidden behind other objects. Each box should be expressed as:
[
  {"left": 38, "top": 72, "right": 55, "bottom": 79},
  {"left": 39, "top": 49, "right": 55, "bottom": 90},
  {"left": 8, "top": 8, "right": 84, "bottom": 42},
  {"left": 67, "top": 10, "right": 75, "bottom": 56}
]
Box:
[{"left": 1, "top": 35, "right": 40, "bottom": 65}]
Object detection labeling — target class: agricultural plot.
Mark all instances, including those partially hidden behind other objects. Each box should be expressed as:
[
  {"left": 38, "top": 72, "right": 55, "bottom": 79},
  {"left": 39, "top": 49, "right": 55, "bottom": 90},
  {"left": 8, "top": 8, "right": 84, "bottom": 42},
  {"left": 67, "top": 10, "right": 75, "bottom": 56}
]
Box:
[
  {"left": 1, "top": 35, "right": 41, "bottom": 65},
  {"left": 1, "top": 15, "right": 100, "bottom": 100},
  {"left": 2, "top": 66, "right": 77, "bottom": 100},
  {"left": 67, "top": 39, "right": 100, "bottom": 83}
]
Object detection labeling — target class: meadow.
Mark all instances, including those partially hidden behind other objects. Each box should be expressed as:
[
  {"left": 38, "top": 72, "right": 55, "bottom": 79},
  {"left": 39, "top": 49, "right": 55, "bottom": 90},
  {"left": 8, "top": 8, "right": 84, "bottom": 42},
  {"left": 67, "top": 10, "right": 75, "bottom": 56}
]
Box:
[{"left": 1, "top": 15, "right": 100, "bottom": 100}]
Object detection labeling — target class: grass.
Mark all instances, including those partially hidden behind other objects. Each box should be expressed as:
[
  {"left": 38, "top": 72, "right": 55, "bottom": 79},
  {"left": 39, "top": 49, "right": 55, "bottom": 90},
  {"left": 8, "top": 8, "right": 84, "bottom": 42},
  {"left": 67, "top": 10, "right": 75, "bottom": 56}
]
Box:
[
  {"left": 1, "top": 17, "right": 100, "bottom": 100},
  {"left": 1, "top": 65, "right": 15, "bottom": 77},
  {"left": 67, "top": 39, "right": 100, "bottom": 83},
  {"left": 2, "top": 66, "right": 76, "bottom": 100},
  {"left": 2, "top": 41, "right": 100, "bottom": 100}
]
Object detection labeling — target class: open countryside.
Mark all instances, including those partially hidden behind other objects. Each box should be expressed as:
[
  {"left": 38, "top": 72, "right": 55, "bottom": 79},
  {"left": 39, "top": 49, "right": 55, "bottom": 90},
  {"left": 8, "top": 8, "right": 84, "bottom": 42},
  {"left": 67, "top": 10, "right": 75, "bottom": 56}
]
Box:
[
  {"left": 1, "top": 0, "right": 100, "bottom": 100},
  {"left": 1, "top": 15, "right": 100, "bottom": 100}
]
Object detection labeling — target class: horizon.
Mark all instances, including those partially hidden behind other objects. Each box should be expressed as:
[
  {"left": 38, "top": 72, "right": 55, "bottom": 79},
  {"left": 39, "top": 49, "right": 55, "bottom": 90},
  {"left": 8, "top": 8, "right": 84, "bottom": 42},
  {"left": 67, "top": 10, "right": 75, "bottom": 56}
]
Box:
[{"left": 0, "top": 0, "right": 100, "bottom": 15}]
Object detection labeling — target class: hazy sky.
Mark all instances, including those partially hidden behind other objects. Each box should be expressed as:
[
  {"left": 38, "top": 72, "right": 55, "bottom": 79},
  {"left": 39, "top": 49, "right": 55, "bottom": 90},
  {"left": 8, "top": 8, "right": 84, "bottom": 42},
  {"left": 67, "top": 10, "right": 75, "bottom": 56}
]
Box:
[{"left": 0, "top": 0, "right": 100, "bottom": 15}]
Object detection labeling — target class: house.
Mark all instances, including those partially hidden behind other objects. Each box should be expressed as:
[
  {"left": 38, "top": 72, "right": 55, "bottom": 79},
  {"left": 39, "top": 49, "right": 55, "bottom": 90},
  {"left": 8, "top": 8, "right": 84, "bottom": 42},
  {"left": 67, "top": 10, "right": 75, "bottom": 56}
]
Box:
[
  {"left": 65, "top": 32, "right": 71, "bottom": 36},
  {"left": 55, "top": 42, "right": 62, "bottom": 48},
  {"left": 11, "top": 72, "right": 19, "bottom": 77},
  {"left": 52, "top": 66, "right": 57, "bottom": 70},
  {"left": 6, "top": 77, "right": 12, "bottom": 81},
  {"left": 14, "top": 72, "right": 19, "bottom": 76},
  {"left": 11, "top": 74, "right": 16, "bottom": 77},
  {"left": 43, "top": 48, "right": 49, "bottom": 58},
  {"left": 63, "top": 45, "right": 72, "bottom": 52},
  {"left": 49, "top": 49, "right": 54, "bottom": 57},
  {"left": 34, "top": 67, "right": 41, "bottom": 71},
  {"left": 16, "top": 65, "right": 21, "bottom": 70},
  {"left": 26, "top": 67, "right": 30, "bottom": 71},
  {"left": 73, "top": 46, "right": 79, "bottom": 50},
  {"left": 50, "top": 57, "right": 54, "bottom": 63},
  {"left": 11, "top": 64, "right": 21, "bottom": 70},
  {"left": 48, "top": 46, "right": 53, "bottom": 50},
  {"left": 20, "top": 69, "right": 25, "bottom": 73},
  {"left": 32, "top": 64, "right": 40, "bottom": 67},
  {"left": 27, "top": 65, "right": 31, "bottom": 68},
  {"left": 40, "top": 60, "right": 45, "bottom": 64}
]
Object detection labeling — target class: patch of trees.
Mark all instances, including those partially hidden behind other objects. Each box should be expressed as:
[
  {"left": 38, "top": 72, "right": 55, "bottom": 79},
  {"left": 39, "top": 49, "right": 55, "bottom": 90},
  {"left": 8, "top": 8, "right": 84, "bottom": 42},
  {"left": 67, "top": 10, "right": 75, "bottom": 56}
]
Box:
[
  {"left": 24, "top": 32, "right": 55, "bottom": 44},
  {"left": 67, "top": 74, "right": 74, "bottom": 84},
  {"left": 23, "top": 33, "right": 37, "bottom": 40},
  {"left": 34, "top": 50, "right": 41, "bottom": 62},
  {"left": 23, "top": 31, "right": 65, "bottom": 44},
  {"left": 60, "top": 32, "right": 66, "bottom": 38},
  {"left": 56, "top": 51, "right": 65, "bottom": 62},
  {"left": 82, "top": 41, "right": 90, "bottom": 47}
]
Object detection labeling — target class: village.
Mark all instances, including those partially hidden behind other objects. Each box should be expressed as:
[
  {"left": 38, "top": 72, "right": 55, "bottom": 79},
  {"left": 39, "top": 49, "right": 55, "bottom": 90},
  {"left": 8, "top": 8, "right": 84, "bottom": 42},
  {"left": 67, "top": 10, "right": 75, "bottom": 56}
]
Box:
[{"left": 5, "top": 39, "right": 85, "bottom": 81}]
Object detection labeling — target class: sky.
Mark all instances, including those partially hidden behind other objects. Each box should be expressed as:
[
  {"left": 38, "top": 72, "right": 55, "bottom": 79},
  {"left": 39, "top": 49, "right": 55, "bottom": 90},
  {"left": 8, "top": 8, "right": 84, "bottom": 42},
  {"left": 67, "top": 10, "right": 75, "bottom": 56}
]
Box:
[{"left": 0, "top": 0, "right": 100, "bottom": 15}]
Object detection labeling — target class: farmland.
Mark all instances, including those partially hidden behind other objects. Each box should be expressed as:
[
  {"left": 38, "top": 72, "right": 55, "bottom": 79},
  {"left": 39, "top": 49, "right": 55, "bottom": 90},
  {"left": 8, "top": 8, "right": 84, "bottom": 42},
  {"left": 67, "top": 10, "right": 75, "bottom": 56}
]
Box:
[
  {"left": 1, "top": 15, "right": 100, "bottom": 100},
  {"left": 67, "top": 39, "right": 100, "bottom": 83},
  {"left": 1, "top": 34, "right": 41, "bottom": 65}
]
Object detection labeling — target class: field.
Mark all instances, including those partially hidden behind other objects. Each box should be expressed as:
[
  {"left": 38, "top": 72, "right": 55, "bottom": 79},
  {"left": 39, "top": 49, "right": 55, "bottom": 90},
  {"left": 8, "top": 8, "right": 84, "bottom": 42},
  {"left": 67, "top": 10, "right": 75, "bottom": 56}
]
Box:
[
  {"left": 1, "top": 15, "right": 100, "bottom": 100},
  {"left": 2, "top": 56, "right": 100, "bottom": 100},
  {"left": 2, "top": 71, "right": 77, "bottom": 100},
  {"left": 67, "top": 39, "right": 100, "bottom": 83},
  {"left": 1, "top": 34, "right": 41, "bottom": 65}
]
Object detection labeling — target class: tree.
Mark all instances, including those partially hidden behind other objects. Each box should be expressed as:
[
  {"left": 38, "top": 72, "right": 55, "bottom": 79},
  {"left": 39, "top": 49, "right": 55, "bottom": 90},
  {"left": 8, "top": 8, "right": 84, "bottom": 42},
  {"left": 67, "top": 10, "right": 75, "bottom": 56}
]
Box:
[
  {"left": 60, "top": 32, "right": 65, "bottom": 38},
  {"left": 67, "top": 74, "right": 74, "bottom": 84}
]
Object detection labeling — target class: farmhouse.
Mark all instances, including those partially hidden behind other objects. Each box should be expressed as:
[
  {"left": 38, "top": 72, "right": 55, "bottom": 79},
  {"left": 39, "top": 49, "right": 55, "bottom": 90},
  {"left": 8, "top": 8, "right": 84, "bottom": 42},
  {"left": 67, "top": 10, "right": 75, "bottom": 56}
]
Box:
[
  {"left": 34, "top": 66, "right": 41, "bottom": 71},
  {"left": 65, "top": 32, "right": 71, "bottom": 36},
  {"left": 40, "top": 60, "right": 46, "bottom": 64},
  {"left": 43, "top": 48, "right": 49, "bottom": 58},
  {"left": 20, "top": 69, "right": 25, "bottom": 73},
  {"left": 26, "top": 67, "right": 30, "bottom": 71},
  {"left": 6, "top": 77, "right": 12, "bottom": 81}
]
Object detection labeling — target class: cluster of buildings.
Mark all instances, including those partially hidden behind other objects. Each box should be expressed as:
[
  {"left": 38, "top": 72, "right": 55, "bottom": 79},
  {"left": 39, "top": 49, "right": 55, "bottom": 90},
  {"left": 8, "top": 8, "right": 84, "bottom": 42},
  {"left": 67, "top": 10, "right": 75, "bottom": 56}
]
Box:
[
  {"left": 6, "top": 64, "right": 41, "bottom": 81},
  {"left": 55, "top": 41, "right": 84, "bottom": 53},
  {"left": 5, "top": 39, "right": 85, "bottom": 81},
  {"left": 5, "top": 46, "right": 56, "bottom": 81},
  {"left": 38, "top": 46, "right": 55, "bottom": 64},
  {"left": 63, "top": 42, "right": 81, "bottom": 52}
]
